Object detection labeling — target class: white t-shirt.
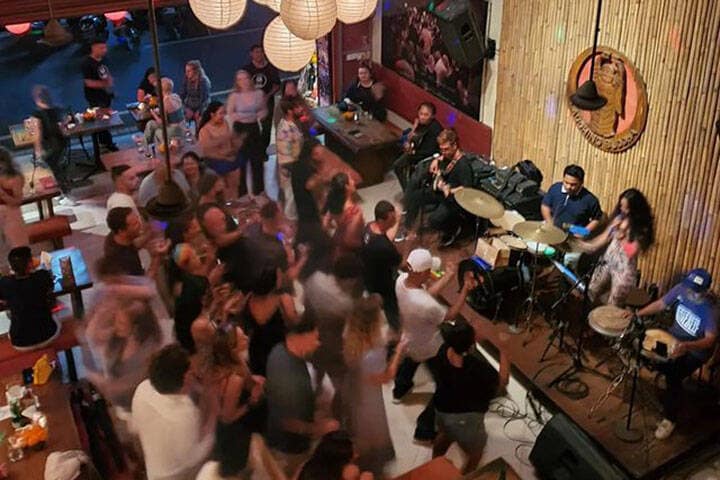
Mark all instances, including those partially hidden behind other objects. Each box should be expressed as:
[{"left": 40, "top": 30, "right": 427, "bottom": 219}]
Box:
[
  {"left": 395, "top": 273, "right": 447, "bottom": 362},
  {"left": 107, "top": 192, "right": 138, "bottom": 215},
  {"left": 131, "top": 379, "right": 214, "bottom": 480}
]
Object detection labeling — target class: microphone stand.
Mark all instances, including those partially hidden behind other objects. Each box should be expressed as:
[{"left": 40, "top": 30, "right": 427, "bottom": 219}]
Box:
[
  {"left": 546, "top": 257, "right": 604, "bottom": 398},
  {"left": 614, "top": 311, "right": 645, "bottom": 442},
  {"left": 539, "top": 268, "right": 591, "bottom": 361}
]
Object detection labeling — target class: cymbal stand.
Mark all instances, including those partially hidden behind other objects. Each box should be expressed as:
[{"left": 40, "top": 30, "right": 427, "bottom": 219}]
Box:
[{"left": 540, "top": 268, "right": 592, "bottom": 361}]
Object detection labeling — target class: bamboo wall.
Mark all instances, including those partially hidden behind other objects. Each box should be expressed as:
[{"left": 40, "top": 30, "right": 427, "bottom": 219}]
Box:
[{"left": 493, "top": 0, "right": 720, "bottom": 291}]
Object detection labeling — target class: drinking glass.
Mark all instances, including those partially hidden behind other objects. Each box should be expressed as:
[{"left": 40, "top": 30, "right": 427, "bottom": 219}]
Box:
[
  {"left": 132, "top": 133, "right": 145, "bottom": 156},
  {"left": 7, "top": 434, "right": 24, "bottom": 462}
]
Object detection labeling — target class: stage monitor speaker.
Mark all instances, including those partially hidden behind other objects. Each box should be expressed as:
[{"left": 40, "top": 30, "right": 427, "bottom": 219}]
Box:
[
  {"left": 433, "top": 0, "right": 490, "bottom": 67},
  {"left": 529, "top": 413, "right": 629, "bottom": 480}
]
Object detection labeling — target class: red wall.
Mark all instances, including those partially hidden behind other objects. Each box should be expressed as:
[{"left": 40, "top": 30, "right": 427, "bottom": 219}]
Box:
[{"left": 373, "top": 64, "right": 493, "bottom": 156}]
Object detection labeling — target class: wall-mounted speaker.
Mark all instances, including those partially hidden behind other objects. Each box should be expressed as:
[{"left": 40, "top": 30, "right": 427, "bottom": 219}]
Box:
[{"left": 433, "top": 0, "right": 494, "bottom": 67}]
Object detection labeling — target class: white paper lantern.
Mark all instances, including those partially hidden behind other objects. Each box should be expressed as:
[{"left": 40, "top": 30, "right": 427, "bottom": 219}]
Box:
[
  {"left": 265, "top": 0, "right": 281, "bottom": 12},
  {"left": 263, "top": 16, "right": 316, "bottom": 71},
  {"left": 336, "top": 0, "right": 378, "bottom": 24},
  {"left": 280, "top": 0, "right": 336, "bottom": 40},
  {"left": 189, "top": 0, "right": 248, "bottom": 29}
]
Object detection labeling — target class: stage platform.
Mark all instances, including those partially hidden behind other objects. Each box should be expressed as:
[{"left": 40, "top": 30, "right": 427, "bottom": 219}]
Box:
[{"left": 430, "top": 239, "right": 720, "bottom": 479}]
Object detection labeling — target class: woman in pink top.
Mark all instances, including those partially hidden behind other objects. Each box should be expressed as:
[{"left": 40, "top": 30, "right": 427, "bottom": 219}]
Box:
[
  {"left": 198, "top": 102, "right": 245, "bottom": 201},
  {"left": 226, "top": 70, "right": 268, "bottom": 198}
]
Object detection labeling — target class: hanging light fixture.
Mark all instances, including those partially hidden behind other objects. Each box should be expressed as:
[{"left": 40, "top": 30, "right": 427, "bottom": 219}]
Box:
[
  {"left": 6, "top": 23, "right": 31, "bottom": 35},
  {"left": 144, "top": 0, "right": 188, "bottom": 221},
  {"left": 570, "top": 0, "right": 607, "bottom": 111},
  {"left": 189, "top": 0, "right": 248, "bottom": 30},
  {"left": 263, "top": 16, "right": 316, "bottom": 71},
  {"left": 104, "top": 11, "right": 128, "bottom": 23},
  {"left": 280, "top": 0, "right": 336, "bottom": 40},
  {"left": 336, "top": 0, "right": 378, "bottom": 24}
]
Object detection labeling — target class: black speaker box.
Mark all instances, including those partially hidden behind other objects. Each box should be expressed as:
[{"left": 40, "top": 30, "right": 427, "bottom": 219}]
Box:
[
  {"left": 529, "top": 413, "right": 629, "bottom": 480},
  {"left": 433, "top": 0, "right": 488, "bottom": 67}
]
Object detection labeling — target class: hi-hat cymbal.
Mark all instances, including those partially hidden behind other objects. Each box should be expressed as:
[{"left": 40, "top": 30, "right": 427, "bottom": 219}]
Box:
[
  {"left": 512, "top": 221, "right": 567, "bottom": 245},
  {"left": 454, "top": 188, "right": 505, "bottom": 219}
]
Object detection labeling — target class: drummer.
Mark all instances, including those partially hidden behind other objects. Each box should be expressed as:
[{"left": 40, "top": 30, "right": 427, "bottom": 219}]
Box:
[
  {"left": 630, "top": 268, "right": 717, "bottom": 441},
  {"left": 541, "top": 165, "right": 603, "bottom": 234}
]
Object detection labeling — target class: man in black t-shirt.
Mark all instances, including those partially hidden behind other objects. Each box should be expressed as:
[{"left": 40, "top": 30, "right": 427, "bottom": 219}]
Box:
[
  {"left": 104, "top": 207, "right": 145, "bottom": 276},
  {"left": 394, "top": 102, "right": 444, "bottom": 190},
  {"left": 0, "top": 247, "right": 59, "bottom": 351},
  {"left": 80, "top": 39, "right": 117, "bottom": 151},
  {"left": 403, "top": 128, "right": 474, "bottom": 247},
  {"left": 433, "top": 319, "right": 507, "bottom": 474},
  {"left": 361, "top": 200, "right": 402, "bottom": 331},
  {"left": 244, "top": 44, "right": 281, "bottom": 155}
]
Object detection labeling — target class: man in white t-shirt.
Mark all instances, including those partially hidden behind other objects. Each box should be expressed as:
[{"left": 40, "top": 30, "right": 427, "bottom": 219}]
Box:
[
  {"left": 131, "top": 344, "right": 217, "bottom": 480},
  {"left": 393, "top": 248, "right": 477, "bottom": 441},
  {"left": 107, "top": 165, "right": 140, "bottom": 214}
]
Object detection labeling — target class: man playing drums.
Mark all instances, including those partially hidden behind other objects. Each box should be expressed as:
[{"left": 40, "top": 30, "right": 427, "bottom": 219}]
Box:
[
  {"left": 632, "top": 268, "right": 718, "bottom": 440},
  {"left": 541, "top": 165, "right": 603, "bottom": 235}
]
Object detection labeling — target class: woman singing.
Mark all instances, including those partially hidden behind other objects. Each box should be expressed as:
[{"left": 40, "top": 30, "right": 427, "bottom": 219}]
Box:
[{"left": 575, "top": 188, "right": 655, "bottom": 306}]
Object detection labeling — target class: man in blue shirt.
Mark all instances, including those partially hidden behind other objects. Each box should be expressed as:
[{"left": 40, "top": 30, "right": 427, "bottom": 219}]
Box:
[
  {"left": 541, "top": 165, "right": 602, "bottom": 234},
  {"left": 634, "top": 268, "right": 718, "bottom": 440}
]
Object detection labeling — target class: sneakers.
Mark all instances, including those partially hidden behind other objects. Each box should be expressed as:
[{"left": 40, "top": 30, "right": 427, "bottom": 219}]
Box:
[
  {"left": 58, "top": 195, "right": 78, "bottom": 207},
  {"left": 654, "top": 418, "right": 676, "bottom": 440}
]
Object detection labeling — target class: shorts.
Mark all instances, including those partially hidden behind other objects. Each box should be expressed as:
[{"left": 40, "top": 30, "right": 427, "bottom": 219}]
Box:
[
  {"left": 435, "top": 410, "right": 487, "bottom": 453},
  {"left": 205, "top": 155, "right": 243, "bottom": 175}
]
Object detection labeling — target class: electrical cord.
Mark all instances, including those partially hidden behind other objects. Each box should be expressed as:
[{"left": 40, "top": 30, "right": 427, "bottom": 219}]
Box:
[{"left": 488, "top": 394, "right": 549, "bottom": 467}]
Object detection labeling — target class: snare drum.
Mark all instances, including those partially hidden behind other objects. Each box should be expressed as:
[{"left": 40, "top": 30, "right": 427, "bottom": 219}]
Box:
[
  {"left": 526, "top": 241, "right": 556, "bottom": 258},
  {"left": 499, "top": 235, "right": 527, "bottom": 266},
  {"left": 588, "top": 305, "right": 631, "bottom": 338}
]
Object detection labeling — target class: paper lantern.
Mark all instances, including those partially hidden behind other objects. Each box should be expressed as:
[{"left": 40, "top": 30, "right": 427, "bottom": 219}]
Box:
[
  {"left": 104, "top": 11, "right": 128, "bottom": 22},
  {"left": 254, "top": 0, "right": 267, "bottom": 5},
  {"left": 6, "top": 23, "right": 31, "bottom": 35},
  {"left": 265, "top": 0, "right": 281, "bottom": 12},
  {"left": 263, "top": 16, "right": 316, "bottom": 71},
  {"left": 189, "top": 0, "right": 248, "bottom": 29},
  {"left": 336, "top": 0, "right": 378, "bottom": 24},
  {"left": 280, "top": 0, "right": 336, "bottom": 40}
]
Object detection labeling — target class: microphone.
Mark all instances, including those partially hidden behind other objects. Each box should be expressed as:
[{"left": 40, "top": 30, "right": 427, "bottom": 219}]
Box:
[{"left": 418, "top": 152, "right": 441, "bottom": 164}]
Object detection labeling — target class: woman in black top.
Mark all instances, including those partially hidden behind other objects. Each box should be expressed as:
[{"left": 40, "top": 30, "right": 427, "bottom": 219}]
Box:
[
  {"left": 136, "top": 67, "right": 158, "bottom": 102},
  {"left": 31, "top": 85, "right": 70, "bottom": 194},
  {"left": 0, "top": 247, "right": 59, "bottom": 351},
  {"left": 241, "top": 265, "right": 297, "bottom": 376}
]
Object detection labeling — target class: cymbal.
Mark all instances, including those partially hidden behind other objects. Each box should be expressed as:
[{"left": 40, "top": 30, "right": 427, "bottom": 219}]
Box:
[
  {"left": 512, "top": 221, "right": 567, "bottom": 245},
  {"left": 454, "top": 188, "right": 505, "bottom": 219}
]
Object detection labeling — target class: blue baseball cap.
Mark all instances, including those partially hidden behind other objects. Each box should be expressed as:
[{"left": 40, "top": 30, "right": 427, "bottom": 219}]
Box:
[{"left": 683, "top": 268, "right": 712, "bottom": 292}]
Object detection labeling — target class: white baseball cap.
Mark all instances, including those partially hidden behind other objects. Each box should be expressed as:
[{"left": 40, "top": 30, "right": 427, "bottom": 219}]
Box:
[{"left": 407, "top": 248, "right": 441, "bottom": 272}]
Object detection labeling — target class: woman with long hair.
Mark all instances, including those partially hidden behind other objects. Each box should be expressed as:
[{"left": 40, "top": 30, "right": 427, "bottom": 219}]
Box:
[
  {"left": 323, "top": 172, "right": 364, "bottom": 258},
  {"left": 136, "top": 66, "right": 158, "bottom": 102},
  {"left": 576, "top": 188, "right": 655, "bottom": 306},
  {"left": 342, "top": 295, "right": 406, "bottom": 476},
  {"left": 180, "top": 59, "right": 211, "bottom": 124},
  {"left": 298, "top": 430, "right": 373, "bottom": 480},
  {"left": 226, "top": 69, "right": 268, "bottom": 198},
  {"left": 0, "top": 148, "right": 29, "bottom": 248},
  {"left": 198, "top": 101, "right": 245, "bottom": 201}
]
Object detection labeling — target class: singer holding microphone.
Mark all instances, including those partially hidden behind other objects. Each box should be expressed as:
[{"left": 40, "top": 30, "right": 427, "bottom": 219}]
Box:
[{"left": 571, "top": 188, "right": 655, "bottom": 306}]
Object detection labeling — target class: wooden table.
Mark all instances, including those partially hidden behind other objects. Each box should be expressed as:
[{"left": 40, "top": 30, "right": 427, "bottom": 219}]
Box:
[
  {"left": 313, "top": 106, "right": 401, "bottom": 186},
  {"left": 126, "top": 102, "right": 153, "bottom": 123},
  {"left": 101, "top": 147, "right": 195, "bottom": 177},
  {"left": 0, "top": 373, "right": 82, "bottom": 478},
  {"left": 22, "top": 185, "right": 62, "bottom": 220},
  {"left": 61, "top": 112, "right": 125, "bottom": 168}
]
